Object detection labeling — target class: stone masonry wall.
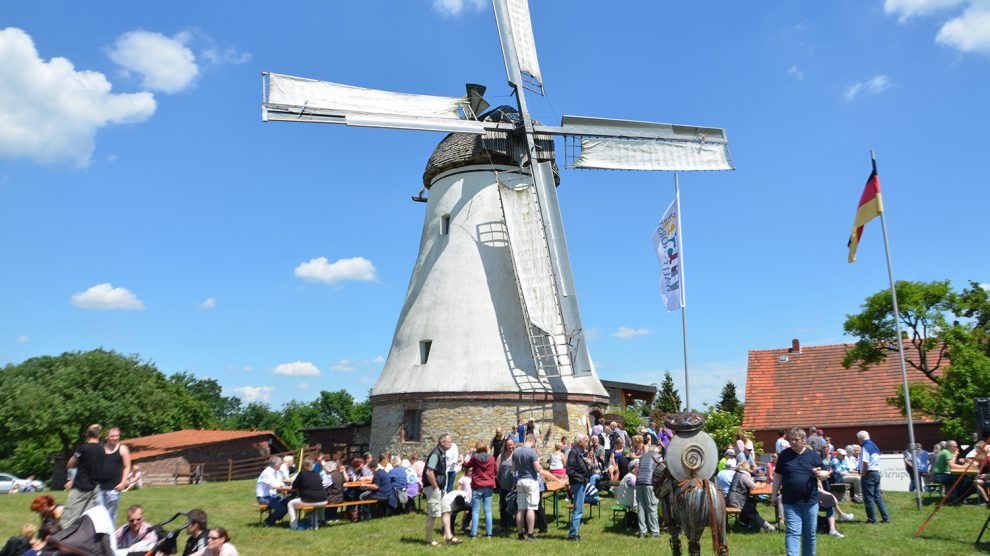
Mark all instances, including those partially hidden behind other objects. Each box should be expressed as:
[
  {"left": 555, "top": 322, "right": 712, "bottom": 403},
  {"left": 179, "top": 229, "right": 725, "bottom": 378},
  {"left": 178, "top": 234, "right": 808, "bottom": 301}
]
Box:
[{"left": 371, "top": 400, "right": 605, "bottom": 457}]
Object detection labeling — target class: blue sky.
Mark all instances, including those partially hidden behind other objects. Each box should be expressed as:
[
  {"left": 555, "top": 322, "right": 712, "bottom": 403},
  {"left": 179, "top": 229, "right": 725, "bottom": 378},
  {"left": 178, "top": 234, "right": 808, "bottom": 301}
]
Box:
[{"left": 2, "top": 0, "right": 988, "bottom": 410}]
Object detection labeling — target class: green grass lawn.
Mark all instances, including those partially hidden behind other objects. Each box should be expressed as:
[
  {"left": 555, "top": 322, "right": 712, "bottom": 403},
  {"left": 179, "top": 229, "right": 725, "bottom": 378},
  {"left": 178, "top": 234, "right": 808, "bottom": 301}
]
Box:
[{"left": 2, "top": 481, "right": 988, "bottom": 555}]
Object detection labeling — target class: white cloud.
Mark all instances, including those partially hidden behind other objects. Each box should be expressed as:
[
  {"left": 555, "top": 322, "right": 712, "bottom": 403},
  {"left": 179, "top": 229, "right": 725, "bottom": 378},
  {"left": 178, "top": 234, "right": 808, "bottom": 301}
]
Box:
[
  {"left": 843, "top": 75, "right": 892, "bottom": 102},
  {"left": 71, "top": 283, "right": 146, "bottom": 311},
  {"left": 200, "top": 44, "right": 252, "bottom": 65},
  {"left": 432, "top": 0, "right": 486, "bottom": 17},
  {"left": 613, "top": 326, "right": 651, "bottom": 339},
  {"left": 15, "top": 335, "right": 28, "bottom": 344},
  {"left": 199, "top": 297, "right": 216, "bottom": 310},
  {"left": 331, "top": 359, "right": 357, "bottom": 373},
  {"left": 936, "top": 0, "right": 990, "bottom": 54},
  {"left": 584, "top": 327, "right": 601, "bottom": 341},
  {"left": 273, "top": 361, "right": 320, "bottom": 376},
  {"left": 787, "top": 65, "right": 805, "bottom": 80},
  {"left": 294, "top": 256, "right": 377, "bottom": 285},
  {"left": 230, "top": 385, "right": 273, "bottom": 402},
  {"left": 980, "top": 283, "right": 990, "bottom": 290},
  {"left": 0, "top": 27, "right": 156, "bottom": 167},
  {"left": 367, "top": 355, "right": 386, "bottom": 365},
  {"left": 884, "top": 0, "right": 966, "bottom": 22},
  {"left": 107, "top": 30, "right": 198, "bottom": 93},
  {"left": 298, "top": 382, "right": 310, "bottom": 389}
]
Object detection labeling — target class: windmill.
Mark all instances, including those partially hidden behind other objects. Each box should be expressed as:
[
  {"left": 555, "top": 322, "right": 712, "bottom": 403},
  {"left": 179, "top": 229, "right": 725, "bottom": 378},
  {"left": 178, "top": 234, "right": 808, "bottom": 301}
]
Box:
[{"left": 261, "top": 0, "right": 733, "bottom": 452}]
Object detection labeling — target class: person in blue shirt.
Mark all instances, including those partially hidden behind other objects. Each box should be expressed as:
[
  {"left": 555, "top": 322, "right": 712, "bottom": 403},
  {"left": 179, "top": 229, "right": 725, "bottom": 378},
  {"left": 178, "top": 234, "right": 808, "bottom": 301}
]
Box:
[{"left": 857, "top": 431, "right": 890, "bottom": 524}]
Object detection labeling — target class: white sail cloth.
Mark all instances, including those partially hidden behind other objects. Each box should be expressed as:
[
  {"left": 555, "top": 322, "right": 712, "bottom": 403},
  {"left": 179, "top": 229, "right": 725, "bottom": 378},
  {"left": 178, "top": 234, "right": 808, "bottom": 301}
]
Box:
[
  {"left": 267, "top": 73, "right": 467, "bottom": 119},
  {"left": 499, "top": 180, "right": 560, "bottom": 335},
  {"left": 574, "top": 138, "right": 732, "bottom": 171},
  {"left": 504, "top": 0, "right": 543, "bottom": 85}
]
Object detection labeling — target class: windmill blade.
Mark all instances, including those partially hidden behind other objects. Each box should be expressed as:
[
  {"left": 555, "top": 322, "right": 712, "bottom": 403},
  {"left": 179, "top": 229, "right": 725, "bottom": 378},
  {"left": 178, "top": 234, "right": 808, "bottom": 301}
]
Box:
[
  {"left": 262, "top": 73, "right": 486, "bottom": 134},
  {"left": 531, "top": 115, "right": 733, "bottom": 171},
  {"left": 492, "top": 0, "right": 544, "bottom": 94},
  {"left": 570, "top": 137, "right": 733, "bottom": 172}
]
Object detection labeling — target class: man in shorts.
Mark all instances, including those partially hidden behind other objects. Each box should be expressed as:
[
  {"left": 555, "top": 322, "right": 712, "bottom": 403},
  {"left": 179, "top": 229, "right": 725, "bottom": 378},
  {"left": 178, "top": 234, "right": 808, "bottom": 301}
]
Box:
[
  {"left": 424, "top": 432, "right": 452, "bottom": 547},
  {"left": 512, "top": 434, "right": 542, "bottom": 540}
]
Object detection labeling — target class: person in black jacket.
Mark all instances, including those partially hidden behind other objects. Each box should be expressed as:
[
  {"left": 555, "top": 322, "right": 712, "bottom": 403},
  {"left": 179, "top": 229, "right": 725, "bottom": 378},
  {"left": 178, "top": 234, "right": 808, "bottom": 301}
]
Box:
[
  {"left": 565, "top": 434, "right": 591, "bottom": 541},
  {"left": 288, "top": 458, "right": 328, "bottom": 530},
  {"left": 0, "top": 523, "right": 34, "bottom": 556}
]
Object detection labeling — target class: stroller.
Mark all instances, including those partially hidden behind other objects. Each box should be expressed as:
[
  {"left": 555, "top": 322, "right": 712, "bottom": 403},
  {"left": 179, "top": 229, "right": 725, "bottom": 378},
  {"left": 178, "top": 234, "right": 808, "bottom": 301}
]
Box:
[{"left": 44, "top": 507, "right": 190, "bottom": 556}]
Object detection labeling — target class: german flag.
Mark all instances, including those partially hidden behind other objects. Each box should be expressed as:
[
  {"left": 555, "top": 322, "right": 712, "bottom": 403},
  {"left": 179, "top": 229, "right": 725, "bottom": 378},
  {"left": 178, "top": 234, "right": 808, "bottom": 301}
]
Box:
[{"left": 847, "top": 161, "right": 884, "bottom": 263}]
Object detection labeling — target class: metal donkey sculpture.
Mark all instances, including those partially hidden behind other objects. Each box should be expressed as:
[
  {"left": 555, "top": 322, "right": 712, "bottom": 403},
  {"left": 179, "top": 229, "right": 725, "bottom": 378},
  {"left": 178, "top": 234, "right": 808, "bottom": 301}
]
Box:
[{"left": 654, "top": 412, "right": 729, "bottom": 556}]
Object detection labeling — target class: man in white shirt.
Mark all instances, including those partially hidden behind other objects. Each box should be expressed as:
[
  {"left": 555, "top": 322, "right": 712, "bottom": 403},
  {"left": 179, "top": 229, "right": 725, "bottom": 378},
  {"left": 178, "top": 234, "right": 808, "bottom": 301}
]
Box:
[
  {"left": 775, "top": 430, "right": 790, "bottom": 453},
  {"left": 445, "top": 442, "right": 461, "bottom": 493},
  {"left": 256, "top": 456, "right": 289, "bottom": 526}
]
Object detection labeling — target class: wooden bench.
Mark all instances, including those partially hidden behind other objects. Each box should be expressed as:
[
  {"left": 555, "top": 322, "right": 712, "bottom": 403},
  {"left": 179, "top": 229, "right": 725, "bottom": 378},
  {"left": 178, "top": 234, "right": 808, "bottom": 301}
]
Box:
[
  {"left": 254, "top": 503, "right": 271, "bottom": 524},
  {"left": 610, "top": 504, "right": 632, "bottom": 528},
  {"left": 829, "top": 482, "right": 850, "bottom": 502},
  {"left": 725, "top": 506, "right": 742, "bottom": 528},
  {"left": 255, "top": 499, "right": 381, "bottom": 528},
  {"left": 558, "top": 501, "right": 601, "bottom": 528}
]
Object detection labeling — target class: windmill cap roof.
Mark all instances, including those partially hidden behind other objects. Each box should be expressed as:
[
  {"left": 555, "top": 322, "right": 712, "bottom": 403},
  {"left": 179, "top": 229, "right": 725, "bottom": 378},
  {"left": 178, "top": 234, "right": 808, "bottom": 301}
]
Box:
[{"left": 422, "top": 105, "right": 559, "bottom": 188}]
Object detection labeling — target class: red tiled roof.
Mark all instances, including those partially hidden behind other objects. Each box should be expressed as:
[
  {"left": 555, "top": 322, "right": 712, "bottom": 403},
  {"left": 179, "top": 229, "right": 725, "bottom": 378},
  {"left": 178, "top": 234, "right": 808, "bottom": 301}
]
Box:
[
  {"left": 127, "top": 430, "right": 285, "bottom": 460},
  {"left": 742, "top": 341, "right": 941, "bottom": 431}
]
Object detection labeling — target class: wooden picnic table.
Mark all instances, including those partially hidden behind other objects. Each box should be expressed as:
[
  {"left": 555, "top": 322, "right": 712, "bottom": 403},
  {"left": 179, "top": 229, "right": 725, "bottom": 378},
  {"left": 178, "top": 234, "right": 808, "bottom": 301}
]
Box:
[{"left": 750, "top": 483, "right": 772, "bottom": 496}]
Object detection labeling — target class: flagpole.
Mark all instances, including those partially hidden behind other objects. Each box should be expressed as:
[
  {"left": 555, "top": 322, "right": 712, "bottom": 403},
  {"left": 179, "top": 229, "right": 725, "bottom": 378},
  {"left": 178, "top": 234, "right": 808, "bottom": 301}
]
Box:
[
  {"left": 675, "top": 173, "right": 690, "bottom": 411},
  {"left": 872, "top": 149, "right": 924, "bottom": 511}
]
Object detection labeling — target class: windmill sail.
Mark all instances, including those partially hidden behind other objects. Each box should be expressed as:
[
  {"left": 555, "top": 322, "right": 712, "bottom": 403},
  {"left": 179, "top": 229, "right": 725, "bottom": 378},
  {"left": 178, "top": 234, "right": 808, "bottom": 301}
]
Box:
[
  {"left": 493, "top": 0, "right": 544, "bottom": 93},
  {"left": 574, "top": 137, "right": 733, "bottom": 171},
  {"left": 499, "top": 179, "right": 560, "bottom": 336},
  {"left": 267, "top": 73, "right": 468, "bottom": 119}
]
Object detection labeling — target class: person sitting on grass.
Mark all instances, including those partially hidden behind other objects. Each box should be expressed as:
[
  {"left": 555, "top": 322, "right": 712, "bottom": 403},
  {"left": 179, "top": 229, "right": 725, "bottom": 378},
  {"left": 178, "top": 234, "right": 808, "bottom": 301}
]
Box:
[
  {"left": 189, "top": 527, "right": 239, "bottom": 556},
  {"left": 181, "top": 509, "right": 209, "bottom": 556},
  {"left": 0, "top": 523, "right": 35, "bottom": 556},
  {"left": 287, "top": 458, "right": 328, "bottom": 530},
  {"left": 114, "top": 504, "right": 158, "bottom": 550},
  {"left": 29, "top": 495, "right": 62, "bottom": 539}
]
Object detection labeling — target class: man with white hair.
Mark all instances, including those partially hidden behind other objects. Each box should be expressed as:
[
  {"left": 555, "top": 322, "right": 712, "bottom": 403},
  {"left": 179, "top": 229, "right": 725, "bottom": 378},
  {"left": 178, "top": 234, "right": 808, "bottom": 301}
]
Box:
[
  {"left": 857, "top": 430, "right": 890, "bottom": 524},
  {"left": 278, "top": 455, "right": 295, "bottom": 481},
  {"left": 256, "top": 456, "right": 290, "bottom": 526}
]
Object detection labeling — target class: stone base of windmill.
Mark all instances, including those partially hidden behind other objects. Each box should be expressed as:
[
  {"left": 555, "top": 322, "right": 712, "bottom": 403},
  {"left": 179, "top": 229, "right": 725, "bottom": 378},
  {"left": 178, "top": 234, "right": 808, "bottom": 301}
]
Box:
[{"left": 370, "top": 397, "right": 608, "bottom": 455}]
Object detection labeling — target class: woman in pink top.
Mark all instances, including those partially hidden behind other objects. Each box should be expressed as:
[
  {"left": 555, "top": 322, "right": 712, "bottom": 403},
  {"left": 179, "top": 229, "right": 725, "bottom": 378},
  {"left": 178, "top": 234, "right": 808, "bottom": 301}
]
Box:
[{"left": 463, "top": 440, "right": 497, "bottom": 539}]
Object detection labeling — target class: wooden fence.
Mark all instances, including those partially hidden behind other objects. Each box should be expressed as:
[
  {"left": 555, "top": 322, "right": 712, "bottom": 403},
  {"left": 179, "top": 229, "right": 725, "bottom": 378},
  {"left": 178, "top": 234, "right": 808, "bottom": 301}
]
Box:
[{"left": 182, "top": 443, "right": 370, "bottom": 484}]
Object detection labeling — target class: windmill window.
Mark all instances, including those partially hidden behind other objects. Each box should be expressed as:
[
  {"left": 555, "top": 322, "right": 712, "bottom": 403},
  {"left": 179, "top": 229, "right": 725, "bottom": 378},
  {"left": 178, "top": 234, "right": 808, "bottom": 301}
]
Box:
[
  {"left": 403, "top": 409, "right": 422, "bottom": 442},
  {"left": 420, "top": 340, "right": 432, "bottom": 364},
  {"left": 441, "top": 214, "right": 450, "bottom": 235}
]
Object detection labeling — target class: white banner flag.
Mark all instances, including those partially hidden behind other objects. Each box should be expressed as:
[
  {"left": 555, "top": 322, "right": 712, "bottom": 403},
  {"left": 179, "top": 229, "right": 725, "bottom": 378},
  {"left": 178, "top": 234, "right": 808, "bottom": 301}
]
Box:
[{"left": 653, "top": 199, "right": 684, "bottom": 311}]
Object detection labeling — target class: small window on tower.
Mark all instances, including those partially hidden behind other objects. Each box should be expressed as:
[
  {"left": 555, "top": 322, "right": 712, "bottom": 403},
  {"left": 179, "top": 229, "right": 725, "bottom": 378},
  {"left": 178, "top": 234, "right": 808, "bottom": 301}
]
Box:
[
  {"left": 403, "top": 409, "right": 422, "bottom": 442},
  {"left": 441, "top": 214, "right": 450, "bottom": 235},
  {"left": 420, "top": 340, "right": 432, "bottom": 364}
]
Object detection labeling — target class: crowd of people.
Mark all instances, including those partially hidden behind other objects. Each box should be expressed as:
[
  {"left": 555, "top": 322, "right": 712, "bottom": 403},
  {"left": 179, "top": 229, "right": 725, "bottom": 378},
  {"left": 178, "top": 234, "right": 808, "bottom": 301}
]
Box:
[
  {"left": 9, "top": 418, "right": 980, "bottom": 555},
  {"left": 2, "top": 424, "right": 237, "bottom": 556}
]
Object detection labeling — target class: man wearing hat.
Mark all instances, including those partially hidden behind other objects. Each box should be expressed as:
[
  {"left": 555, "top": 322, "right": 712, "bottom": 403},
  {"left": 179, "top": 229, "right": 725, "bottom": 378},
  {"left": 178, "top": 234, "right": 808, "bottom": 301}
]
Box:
[
  {"left": 718, "top": 448, "right": 736, "bottom": 472},
  {"left": 716, "top": 458, "right": 737, "bottom": 497},
  {"left": 830, "top": 448, "right": 863, "bottom": 503}
]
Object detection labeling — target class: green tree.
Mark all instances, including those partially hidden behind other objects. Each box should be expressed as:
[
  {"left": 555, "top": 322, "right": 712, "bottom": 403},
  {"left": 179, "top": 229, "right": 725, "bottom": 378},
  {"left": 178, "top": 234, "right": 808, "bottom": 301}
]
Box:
[
  {"left": 169, "top": 372, "right": 242, "bottom": 423},
  {"left": 843, "top": 279, "right": 990, "bottom": 439},
  {"left": 651, "top": 370, "right": 683, "bottom": 421},
  {"left": 716, "top": 381, "right": 743, "bottom": 417},
  {"left": 842, "top": 280, "right": 954, "bottom": 383},
  {"left": 702, "top": 407, "right": 762, "bottom": 456},
  {"left": 0, "top": 349, "right": 214, "bottom": 479}
]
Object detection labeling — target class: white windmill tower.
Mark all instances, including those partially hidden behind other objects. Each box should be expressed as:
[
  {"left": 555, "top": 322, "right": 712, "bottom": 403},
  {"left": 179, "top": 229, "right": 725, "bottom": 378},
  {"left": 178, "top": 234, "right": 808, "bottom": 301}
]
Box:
[{"left": 261, "top": 1, "right": 733, "bottom": 453}]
